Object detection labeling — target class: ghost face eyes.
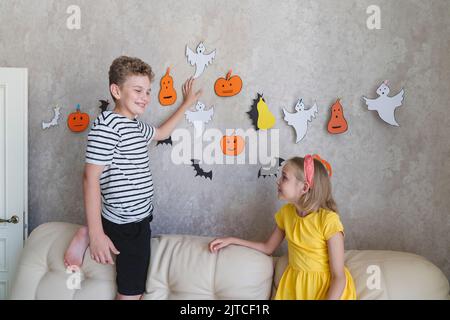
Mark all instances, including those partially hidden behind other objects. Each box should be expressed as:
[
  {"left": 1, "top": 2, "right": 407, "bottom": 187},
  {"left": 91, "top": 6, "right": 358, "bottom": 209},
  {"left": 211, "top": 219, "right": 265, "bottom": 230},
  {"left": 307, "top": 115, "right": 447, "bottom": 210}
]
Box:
[
  {"left": 377, "top": 84, "right": 390, "bottom": 96},
  {"left": 196, "top": 103, "right": 205, "bottom": 111},
  {"left": 197, "top": 45, "right": 205, "bottom": 53}
]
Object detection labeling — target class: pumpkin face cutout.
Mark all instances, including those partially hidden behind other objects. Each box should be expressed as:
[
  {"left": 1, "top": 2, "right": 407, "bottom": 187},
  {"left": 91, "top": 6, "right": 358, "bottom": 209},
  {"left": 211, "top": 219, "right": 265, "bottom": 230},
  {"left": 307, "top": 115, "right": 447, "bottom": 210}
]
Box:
[
  {"left": 327, "top": 99, "right": 348, "bottom": 134},
  {"left": 159, "top": 68, "right": 177, "bottom": 106},
  {"left": 67, "top": 104, "right": 90, "bottom": 133},
  {"left": 221, "top": 134, "right": 245, "bottom": 156},
  {"left": 214, "top": 70, "right": 243, "bottom": 97}
]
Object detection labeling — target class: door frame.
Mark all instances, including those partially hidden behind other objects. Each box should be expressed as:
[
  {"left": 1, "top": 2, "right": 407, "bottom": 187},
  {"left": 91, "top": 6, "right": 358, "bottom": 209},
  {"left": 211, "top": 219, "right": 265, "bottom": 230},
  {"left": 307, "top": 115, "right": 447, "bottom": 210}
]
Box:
[{"left": 0, "top": 67, "right": 28, "bottom": 299}]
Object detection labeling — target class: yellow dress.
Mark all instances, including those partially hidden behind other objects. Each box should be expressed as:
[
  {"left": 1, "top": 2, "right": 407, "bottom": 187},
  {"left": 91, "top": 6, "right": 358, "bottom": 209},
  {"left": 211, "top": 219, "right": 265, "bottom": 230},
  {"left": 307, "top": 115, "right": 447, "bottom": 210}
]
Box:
[{"left": 274, "top": 204, "right": 357, "bottom": 300}]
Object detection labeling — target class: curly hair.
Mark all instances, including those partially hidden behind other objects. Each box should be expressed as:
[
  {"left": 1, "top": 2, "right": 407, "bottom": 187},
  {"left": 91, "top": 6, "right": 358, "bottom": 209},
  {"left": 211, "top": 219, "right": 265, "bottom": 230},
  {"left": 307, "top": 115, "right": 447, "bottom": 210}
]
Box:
[{"left": 109, "top": 56, "right": 154, "bottom": 101}]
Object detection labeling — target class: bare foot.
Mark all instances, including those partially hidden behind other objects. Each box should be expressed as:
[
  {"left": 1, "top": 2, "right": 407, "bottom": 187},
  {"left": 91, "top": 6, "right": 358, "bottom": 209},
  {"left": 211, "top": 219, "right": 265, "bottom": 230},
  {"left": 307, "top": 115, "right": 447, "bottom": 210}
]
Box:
[{"left": 64, "top": 226, "right": 89, "bottom": 268}]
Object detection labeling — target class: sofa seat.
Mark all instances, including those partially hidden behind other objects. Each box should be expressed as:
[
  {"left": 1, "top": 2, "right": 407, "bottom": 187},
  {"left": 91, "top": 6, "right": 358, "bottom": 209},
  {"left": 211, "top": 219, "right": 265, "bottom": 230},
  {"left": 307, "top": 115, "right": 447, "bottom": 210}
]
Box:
[{"left": 9, "top": 222, "right": 450, "bottom": 300}]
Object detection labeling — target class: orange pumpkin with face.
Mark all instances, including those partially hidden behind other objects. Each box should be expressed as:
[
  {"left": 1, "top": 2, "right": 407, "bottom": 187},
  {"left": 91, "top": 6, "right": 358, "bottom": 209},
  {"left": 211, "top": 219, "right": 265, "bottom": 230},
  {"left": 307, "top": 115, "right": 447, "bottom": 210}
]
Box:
[
  {"left": 214, "top": 70, "right": 243, "bottom": 97},
  {"left": 327, "top": 99, "right": 348, "bottom": 134},
  {"left": 221, "top": 134, "right": 245, "bottom": 156},
  {"left": 67, "top": 104, "right": 90, "bottom": 132},
  {"left": 159, "top": 67, "right": 177, "bottom": 106}
]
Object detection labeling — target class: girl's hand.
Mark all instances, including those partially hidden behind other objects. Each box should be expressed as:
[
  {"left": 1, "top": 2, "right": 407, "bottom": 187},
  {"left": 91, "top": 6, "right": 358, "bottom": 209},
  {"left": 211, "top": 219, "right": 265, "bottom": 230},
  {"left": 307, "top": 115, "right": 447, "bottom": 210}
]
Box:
[
  {"left": 208, "top": 237, "right": 235, "bottom": 253},
  {"left": 182, "top": 77, "right": 202, "bottom": 107}
]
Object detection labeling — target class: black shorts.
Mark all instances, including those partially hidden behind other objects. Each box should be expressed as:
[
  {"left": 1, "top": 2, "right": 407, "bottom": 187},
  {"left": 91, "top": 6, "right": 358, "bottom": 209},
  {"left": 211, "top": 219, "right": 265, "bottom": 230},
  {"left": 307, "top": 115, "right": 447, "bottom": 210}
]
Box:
[{"left": 102, "top": 215, "right": 152, "bottom": 296}]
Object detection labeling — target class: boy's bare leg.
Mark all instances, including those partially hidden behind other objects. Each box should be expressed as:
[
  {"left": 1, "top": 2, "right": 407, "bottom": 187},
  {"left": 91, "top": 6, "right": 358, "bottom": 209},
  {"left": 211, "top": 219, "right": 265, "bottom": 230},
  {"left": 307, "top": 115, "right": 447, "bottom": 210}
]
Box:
[
  {"left": 64, "top": 226, "right": 90, "bottom": 267},
  {"left": 116, "top": 294, "right": 143, "bottom": 300}
]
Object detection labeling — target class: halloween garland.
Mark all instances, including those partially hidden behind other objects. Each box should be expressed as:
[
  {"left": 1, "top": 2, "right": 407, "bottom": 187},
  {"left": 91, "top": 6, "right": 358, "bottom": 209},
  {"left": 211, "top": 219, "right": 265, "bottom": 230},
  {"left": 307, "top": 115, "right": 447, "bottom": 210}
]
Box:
[{"left": 45, "top": 39, "right": 406, "bottom": 182}]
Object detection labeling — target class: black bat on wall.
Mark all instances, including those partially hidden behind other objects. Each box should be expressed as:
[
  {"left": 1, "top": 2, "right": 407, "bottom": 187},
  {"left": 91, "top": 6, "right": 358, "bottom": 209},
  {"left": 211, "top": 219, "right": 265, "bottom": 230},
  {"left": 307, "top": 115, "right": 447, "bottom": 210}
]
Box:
[
  {"left": 258, "top": 158, "right": 285, "bottom": 178},
  {"left": 191, "top": 159, "right": 213, "bottom": 180},
  {"left": 99, "top": 99, "right": 110, "bottom": 112},
  {"left": 156, "top": 136, "right": 173, "bottom": 146},
  {"left": 247, "top": 93, "right": 264, "bottom": 131}
]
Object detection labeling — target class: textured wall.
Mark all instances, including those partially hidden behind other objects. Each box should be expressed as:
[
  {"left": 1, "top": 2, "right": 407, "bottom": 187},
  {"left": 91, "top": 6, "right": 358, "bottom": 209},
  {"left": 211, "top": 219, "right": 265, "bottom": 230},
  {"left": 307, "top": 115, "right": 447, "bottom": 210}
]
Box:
[{"left": 1, "top": 0, "right": 449, "bottom": 279}]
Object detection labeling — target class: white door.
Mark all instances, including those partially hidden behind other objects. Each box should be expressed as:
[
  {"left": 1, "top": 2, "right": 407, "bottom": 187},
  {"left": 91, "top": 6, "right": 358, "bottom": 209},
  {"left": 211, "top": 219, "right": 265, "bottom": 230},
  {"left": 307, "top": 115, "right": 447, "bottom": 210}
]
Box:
[{"left": 0, "top": 68, "right": 28, "bottom": 300}]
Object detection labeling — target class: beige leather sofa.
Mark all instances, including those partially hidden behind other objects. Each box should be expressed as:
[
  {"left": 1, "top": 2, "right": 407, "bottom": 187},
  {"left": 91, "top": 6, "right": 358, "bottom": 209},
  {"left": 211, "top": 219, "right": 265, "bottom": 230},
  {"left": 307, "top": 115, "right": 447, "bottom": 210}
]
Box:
[{"left": 10, "top": 222, "right": 450, "bottom": 300}]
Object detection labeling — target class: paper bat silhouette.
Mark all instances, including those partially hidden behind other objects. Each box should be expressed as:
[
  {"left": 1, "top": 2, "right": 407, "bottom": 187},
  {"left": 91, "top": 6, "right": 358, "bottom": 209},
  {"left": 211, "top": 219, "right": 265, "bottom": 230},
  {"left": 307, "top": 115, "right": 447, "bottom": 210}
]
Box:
[
  {"left": 283, "top": 99, "right": 318, "bottom": 143},
  {"left": 191, "top": 159, "right": 213, "bottom": 180},
  {"left": 185, "top": 101, "right": 214, "bottom": 138},
  {"left": 186, "top": 42, "right": 216, "bottom": 78},
  {"left": 156, "top": 136, "right": 173, "bottom": 146},
  {"left": 42, "top": 107, "right": 61, "bottom": 130},
  {"left": 363, "top": 80, "right": 405, "bottom": 126},
  {"left": 258, "top": 158, "right": 285, "bottom": 178},
  {"left": 99, "top": 100, "right": 110, "bottom": 112}
]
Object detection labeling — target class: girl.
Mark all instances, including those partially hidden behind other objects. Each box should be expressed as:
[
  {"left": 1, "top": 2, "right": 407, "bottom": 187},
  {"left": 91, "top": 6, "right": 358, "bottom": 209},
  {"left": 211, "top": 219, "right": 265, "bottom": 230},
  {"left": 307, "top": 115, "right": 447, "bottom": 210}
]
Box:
[{"left": 209, "top": 155, "right": 357, "bottom": 300}]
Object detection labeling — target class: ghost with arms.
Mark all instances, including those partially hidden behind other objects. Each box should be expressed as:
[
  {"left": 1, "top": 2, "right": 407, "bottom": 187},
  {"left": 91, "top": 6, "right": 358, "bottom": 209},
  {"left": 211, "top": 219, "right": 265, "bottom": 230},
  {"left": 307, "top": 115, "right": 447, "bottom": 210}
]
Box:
[
  {"left": 185, "top": 101, "right": 214, "bottom": 138},
  {"left": 186, "top": 42, "right": 216, "bottom": 79},
  {"left": 363, "top": 80, "right": 405, "bottom": 126},
  {"left": 283, "top": 99, "right": 318, "bottom": 143}
]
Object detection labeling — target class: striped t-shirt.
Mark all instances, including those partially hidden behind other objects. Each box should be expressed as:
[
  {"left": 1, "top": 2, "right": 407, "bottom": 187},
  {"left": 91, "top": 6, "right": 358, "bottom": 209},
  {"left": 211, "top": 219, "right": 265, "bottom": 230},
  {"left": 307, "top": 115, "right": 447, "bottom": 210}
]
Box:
[{"left": 85, "top": 111, "right": 156, "bottom": 224}]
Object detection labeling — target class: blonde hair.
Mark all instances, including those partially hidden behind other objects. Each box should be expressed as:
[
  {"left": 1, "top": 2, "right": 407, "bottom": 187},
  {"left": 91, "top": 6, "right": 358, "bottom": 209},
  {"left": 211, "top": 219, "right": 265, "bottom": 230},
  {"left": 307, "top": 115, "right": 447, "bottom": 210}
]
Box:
[{"left": 286, "top": 157, "right": 338, "bottom": 213}]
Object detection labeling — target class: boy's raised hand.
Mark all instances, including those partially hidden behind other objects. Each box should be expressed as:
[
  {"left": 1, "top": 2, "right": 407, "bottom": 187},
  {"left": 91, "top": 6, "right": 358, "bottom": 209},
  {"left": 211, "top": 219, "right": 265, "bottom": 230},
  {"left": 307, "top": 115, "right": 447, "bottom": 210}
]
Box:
[{"left": 182, "top": 77, "right": 203, "bottom": 107}]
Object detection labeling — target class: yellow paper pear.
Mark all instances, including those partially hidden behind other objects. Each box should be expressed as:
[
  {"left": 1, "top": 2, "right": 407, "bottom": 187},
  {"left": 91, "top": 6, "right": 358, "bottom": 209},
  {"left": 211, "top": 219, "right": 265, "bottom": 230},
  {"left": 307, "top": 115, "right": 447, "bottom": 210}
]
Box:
[{"left": 257, "top": 97, "right": 276, "bottom": 130}]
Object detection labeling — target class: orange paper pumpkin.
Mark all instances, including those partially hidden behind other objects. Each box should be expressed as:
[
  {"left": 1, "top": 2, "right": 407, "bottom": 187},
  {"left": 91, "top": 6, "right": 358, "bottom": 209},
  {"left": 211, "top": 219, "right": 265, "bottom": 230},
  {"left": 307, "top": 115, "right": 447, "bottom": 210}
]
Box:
[
  {"left": 313, "top": 154, "right": 332, "bottom": 177},
  {"left": 327, "top": 99, "right": 348, "bottom": 134},
  {"left": 67, "top": 104, "right": 90, "bottom": 133},
  {"left": 159, "top": 67, "right": 177, "bottom": 106},
  {"left": 221, "top": 134, "right": 245, "bottom": 156},
  {"left": 214, "top": 70, "right": 243, "bottom": 97}
]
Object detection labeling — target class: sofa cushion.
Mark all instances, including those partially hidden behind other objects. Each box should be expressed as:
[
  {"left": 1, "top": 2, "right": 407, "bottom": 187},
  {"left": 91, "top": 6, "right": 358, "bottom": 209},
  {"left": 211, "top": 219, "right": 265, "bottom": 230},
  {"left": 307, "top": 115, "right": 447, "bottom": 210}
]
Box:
[
  {"left": 9, "top": 222, "right": 274, "bottom": 300},
  {"left": 273, "top": 250, "right": 449, "bottom": 299}
]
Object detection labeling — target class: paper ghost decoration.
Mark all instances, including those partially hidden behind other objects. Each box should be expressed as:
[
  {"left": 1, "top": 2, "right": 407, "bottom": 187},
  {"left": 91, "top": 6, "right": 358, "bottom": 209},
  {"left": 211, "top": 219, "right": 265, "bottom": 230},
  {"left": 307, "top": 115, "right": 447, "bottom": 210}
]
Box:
[
  {"left": 185, "top": 101, "right": 214, "bottom": 138},
  {"left": 159, "top": 68, "right": 177, "bottom": 106},
  {"left": 42, "top": 107, "right": 61, "bottom": 130},
  {"left": 191, "top": 159, "right": 213, "bottom": 180},
  {"left": 283, "top": 99, "right": 318, "bottom": 143},
  {"left": 363, "top": 81, "right": 405, "bottom": 126},
  {"left": 258, "top": 158, "right": 285, "bottom": 178},
  {"left": 312, "top": 154, "right": 332, "bottom": 177},
  {"left": 247, "top": 94, "right": 276, "bottom": 131},
  {"left": 327, "top": 99, "right": 348, "bottom": 134},
  {"left": 186, "top": 42, "right": 216, "bottom": 79},
  {"left": 99, "top": 100, "right": 110, "bottom": 112}
]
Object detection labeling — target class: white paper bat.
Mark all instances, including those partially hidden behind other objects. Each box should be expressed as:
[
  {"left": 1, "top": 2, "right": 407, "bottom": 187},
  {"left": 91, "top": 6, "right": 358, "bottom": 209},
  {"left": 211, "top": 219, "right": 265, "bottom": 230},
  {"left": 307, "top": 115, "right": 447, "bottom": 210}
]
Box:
[
  {"left": 363, "top": 81, "right": 405, "bottom": 126},
  {"left": 186, "top": 42, "right": 216, "bottom": 79},
  {"left": 185, "top": 101, "right": 214, "bottom": 138},
  {"left": 283, "top": 99, "right": 318, "bottom": 143},
  {"left": 42, "top": 107, "right": 61, "bottom": 129}
]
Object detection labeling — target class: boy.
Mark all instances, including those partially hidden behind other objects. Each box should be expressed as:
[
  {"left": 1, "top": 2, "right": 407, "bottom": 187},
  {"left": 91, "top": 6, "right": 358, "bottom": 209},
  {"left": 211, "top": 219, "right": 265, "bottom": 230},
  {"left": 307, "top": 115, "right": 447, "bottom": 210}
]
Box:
[{"left": 64, "top": 56, "right": 202, "bottom": 300}]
